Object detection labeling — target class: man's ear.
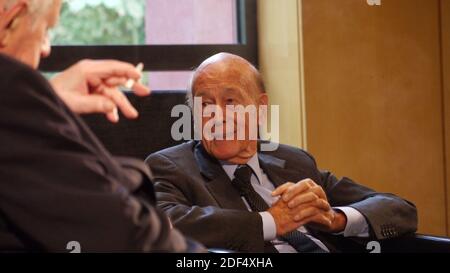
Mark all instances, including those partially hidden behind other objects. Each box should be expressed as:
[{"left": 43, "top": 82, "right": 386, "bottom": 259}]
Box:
[
  {"left": 258, "top": 93, "right": 268, "bottom": 106},
  {"left": 0, "top": 1, "right": 27, "bottom": 47},
  {"left": 257, "top": 93, "right": 269, "bottom": 128}
]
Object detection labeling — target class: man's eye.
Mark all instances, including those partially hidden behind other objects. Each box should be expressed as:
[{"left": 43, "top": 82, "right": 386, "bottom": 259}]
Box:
[{"left": 226, "top": 99, "right": 235, "bottom": 104}]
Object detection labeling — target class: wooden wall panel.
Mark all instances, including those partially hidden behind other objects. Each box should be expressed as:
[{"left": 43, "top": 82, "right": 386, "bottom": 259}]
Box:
[
  {"left": 441, "top": 0, "right": 450, "bottom": 235},
  {"left": 302, "top": 0, "right": 447, "bottom": 235}
]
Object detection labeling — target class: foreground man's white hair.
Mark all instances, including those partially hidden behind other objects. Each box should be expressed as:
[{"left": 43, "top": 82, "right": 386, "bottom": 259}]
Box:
[{"left": 2, "top": 0, "right": 54, "bottom": 17}]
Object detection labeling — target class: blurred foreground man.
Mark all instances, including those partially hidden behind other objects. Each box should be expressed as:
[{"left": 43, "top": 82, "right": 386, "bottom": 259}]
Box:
[
  {"left": 0, "top": 0, "right": 199, "bottom": 252},
  {"left": 146, "top": 53, "right": 418, "bottom": 253}
]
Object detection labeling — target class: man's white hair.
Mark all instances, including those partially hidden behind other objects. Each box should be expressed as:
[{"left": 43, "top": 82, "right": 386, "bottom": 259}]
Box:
[{"left": 3, "top": 0, "right": 54, "bottom": 17}]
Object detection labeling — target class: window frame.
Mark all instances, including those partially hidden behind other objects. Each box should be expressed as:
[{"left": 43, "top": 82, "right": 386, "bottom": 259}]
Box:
[{"left": 39, "top": 0, "right": 258, "bottom": 72}]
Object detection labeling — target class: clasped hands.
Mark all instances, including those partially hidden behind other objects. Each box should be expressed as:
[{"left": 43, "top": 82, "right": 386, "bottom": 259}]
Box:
[{"left": 268, "top": 179, "right": 347, "bottom": 236}]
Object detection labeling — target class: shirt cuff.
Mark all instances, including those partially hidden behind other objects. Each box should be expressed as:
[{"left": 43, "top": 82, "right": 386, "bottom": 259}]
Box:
[
  {"left": 333, "top": 206, "right": 370, "bottom": 238},
  {"left": 259, "top": 212, "right": 277, "bottom": 241}
]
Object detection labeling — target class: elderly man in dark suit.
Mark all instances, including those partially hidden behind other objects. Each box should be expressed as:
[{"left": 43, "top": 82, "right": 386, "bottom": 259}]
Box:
[
  {"left": 146, "top": 52, "right": 418, "bottom": 253},
  {"left": 0, "top": 0, "right": 199, "bottom": 252}
]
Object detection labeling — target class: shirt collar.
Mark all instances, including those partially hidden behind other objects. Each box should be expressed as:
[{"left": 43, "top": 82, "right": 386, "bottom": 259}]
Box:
[{"left": 220, "top": 153, "right": 263, "bottom": 184}]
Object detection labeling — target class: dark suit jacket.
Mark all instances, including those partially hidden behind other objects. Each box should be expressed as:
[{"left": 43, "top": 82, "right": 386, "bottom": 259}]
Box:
[
  {"left": 0, "top": 53, "right": 192, "bottom": 252},
  {"left": 146, "top": 141, "right": 418, "bottom": 252}
]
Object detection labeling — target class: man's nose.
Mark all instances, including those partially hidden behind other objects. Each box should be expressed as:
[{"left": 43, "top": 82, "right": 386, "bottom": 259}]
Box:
[
  {"left": 211, "top": 105, "right": 225, "bottom": 124},
  {"left": 40, "top": 35, "right": 51, "bottom": 58}
]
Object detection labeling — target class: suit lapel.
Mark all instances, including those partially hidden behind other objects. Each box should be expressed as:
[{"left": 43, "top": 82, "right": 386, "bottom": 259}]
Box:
[
  {"left": 194, "top": 142, "right": 249, "bottom": 211},
  {"left": 258, "top": 153, "right": 290, "bottom": 188},
  {"left": 259, "top": 152, "right": 316, "bottom": 188}
]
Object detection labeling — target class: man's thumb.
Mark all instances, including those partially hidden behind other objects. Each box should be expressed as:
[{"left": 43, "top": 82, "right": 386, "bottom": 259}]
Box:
[{"left": 74, "top": 95, "right": 115, "bottom": 114}]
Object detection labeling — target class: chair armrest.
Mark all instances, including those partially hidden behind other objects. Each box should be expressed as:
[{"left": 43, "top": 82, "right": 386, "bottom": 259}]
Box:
[
  {"left": 380, "top": 233, "right": 450, "bottom": 253},
  {"left": 205, "top": 234, "right": 450, "bottom": 253},
  {"left": 208, "top": 248, "right": 236, "bottom": 254}
]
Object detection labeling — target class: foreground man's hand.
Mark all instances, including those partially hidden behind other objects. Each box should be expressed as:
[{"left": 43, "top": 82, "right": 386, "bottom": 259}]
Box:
[
  {"left": 50, "top": 59, "right": 150, "bottom": 123},
  {"left": 270, "top": 179, "right": 347, "bottom": 235}
]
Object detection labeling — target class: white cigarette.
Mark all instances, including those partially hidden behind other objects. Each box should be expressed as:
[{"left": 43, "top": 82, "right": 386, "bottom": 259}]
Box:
[{"left": 125, "top": 63, "right": 144, "bottom": 89}]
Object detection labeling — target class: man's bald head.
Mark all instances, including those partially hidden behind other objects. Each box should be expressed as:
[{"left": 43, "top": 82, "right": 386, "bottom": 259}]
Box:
[{"left": 188, "top": 53, "right": 265, "bottom": 107}]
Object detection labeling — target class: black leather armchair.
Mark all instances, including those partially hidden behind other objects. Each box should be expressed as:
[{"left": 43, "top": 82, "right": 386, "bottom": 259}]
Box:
[
  {"left": 82, "top": 91, "right": 188, "bottom": 159},
  {"left": 83, "top": 91, "right": 450, "bottom": 253},
  {"left": 379, "top": 234, "right": 450, "bottom": 253}
]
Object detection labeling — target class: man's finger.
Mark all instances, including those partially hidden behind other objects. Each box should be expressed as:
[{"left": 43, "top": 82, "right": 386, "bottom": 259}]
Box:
[
  {"left": 106, "top": 108, "right": 119, "bottom": 123},
  {"left": 293, "top": 207, "right": 321, "bottom": 222},
  {"left": 101, "top": 87, "right": 138, "bottom": 119},
  {"left": 314, "top": 198, "right": 331, "bottom": 211},
  {"left": 103, "top": 76, "right": 150, "bottom": 97},
  {"left": 290, "top": 199, "right": 332, "bottom": 214},
  {"left": 83, "top": 60, "right": 142, "bottom": 79},
  {"left": 281, "top": 180, "right": 313, "bottom": 202},
  {"left": 131, "top": 82, "right": 151, "bottom": 97},
  {"left": 71, "top": 94, "right": 115, "bottom": 115},
  {"left": 272, "top": 182, "right": 294, "bottom": 197},
  {"left": 81, "top": 60, "right": 145, "bottom": 93},
  {"left": 104, "top": 77, "right": 128, "bottom": 87},
  {"left": 287, "top": 192, "right": 324, "bottom": 209},
  {"left": 310, "top": 185, "right": 327, "bottom": 200},
  {"left": 299, "top": 213, "right": 332, "bottom": 228}
]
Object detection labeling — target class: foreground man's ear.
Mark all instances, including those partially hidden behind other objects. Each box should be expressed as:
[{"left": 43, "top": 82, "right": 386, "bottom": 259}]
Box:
[
  {"left": 259, "top": 93, "right": 269, "bottom": 106},
  {"left": 0, "top": 1, "right": 27, "bottom": 47}
]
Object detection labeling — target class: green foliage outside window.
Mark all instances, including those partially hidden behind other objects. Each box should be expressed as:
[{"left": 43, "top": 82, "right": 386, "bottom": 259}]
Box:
[{"left": 51, "top": 0, "right": 146, "bottom": 45}]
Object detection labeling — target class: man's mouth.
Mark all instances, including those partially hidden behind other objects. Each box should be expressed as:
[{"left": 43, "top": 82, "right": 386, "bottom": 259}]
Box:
[{"left": 211, "top": 129, "right": 237, "bottom": 140}]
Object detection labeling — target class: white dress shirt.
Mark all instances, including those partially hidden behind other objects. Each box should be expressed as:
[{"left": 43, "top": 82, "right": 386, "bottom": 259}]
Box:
[{"left": 221, "top": 153, "right": 369, "bottom": 253}]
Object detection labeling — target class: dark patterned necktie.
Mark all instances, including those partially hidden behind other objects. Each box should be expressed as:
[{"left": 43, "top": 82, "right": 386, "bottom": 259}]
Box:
[{"left": 232, "top": 164, "right": 326, "bottom": 253}]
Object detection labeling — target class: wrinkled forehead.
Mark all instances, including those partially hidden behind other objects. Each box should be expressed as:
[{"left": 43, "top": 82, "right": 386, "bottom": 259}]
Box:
[
  {"left": 195, "top": 63, "right": 242, "bottom": 86},
  {"left": 193, "top": 66, "right": 255, "bottom": 102},
  {"left": 193, "top": 58, "right": 256, "bottom": 90}
]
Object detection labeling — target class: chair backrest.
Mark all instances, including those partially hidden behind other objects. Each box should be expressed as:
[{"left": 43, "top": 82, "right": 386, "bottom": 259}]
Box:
[{"left": 82, "top": 90, "right": 189, "bottom": 160}]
